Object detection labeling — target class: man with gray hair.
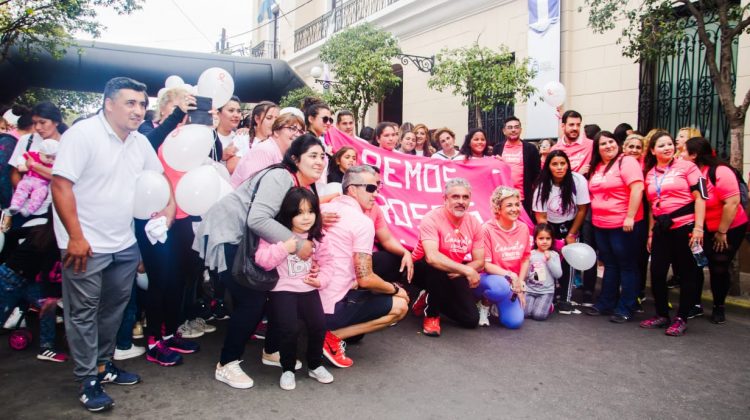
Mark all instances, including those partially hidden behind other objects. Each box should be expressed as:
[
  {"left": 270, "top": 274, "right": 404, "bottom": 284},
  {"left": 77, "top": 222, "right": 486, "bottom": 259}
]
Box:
[
  {"left": 410, "top": 178, "right": 485, "bottom": 337},
  {"left": 317, "top": 165, "right": 409, "bottom": 368},
  {"left": 52, "top": 77, "right": 172, "bottom": 412}
]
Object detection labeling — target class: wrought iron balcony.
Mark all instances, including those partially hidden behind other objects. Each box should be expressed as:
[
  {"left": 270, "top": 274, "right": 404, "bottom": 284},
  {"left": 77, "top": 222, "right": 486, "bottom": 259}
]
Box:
[
  {"left": 251, "top": 40, "right": 277, "bottom": 58},
  {"left": 294, "top": 0, "right": 401, "bottom": 52}
]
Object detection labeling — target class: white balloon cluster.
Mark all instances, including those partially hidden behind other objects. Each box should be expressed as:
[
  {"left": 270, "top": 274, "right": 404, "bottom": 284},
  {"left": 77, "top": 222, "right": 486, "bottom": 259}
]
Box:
[{"left": 542, "top": 81, "right": 566, "bottom": 108}]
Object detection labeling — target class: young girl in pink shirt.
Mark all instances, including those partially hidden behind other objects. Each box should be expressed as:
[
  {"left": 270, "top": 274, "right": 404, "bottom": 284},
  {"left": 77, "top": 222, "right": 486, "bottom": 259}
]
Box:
[
  {"left": 475, "top": 186, "right": 530, "bottom": 329},
  {"left": 256, "top": 187, "right": 334, "bottom": 390}
]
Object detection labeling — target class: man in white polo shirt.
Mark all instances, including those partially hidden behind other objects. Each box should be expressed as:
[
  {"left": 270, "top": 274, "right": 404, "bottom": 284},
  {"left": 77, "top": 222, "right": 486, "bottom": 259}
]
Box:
[{"left": 51, "top": 77, "right": 169, "bottom": 413}]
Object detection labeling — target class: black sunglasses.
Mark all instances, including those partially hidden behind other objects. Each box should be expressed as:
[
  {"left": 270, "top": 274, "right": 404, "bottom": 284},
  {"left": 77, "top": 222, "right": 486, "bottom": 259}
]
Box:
[
  {"left": 350, "top": 183, "right": 378, "bottom": 193},
  {"left": 322, "top": 116, "right": 334, "bottom": 124}
]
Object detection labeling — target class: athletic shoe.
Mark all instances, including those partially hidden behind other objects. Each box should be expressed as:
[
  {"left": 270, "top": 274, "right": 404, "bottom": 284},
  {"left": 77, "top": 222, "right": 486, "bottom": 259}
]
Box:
[
  {"left": 639, "top": 316, "right": 670, "bottom": 329},
  {"left": 212, "top": 299, "right": 230, "bottom": 321},
  {"left": 165, "top": 334, "right": 200, "bottom": 354},
  {"left": 251, "top": 319, "right": 267, "bottom": 340},
  {"left": 609, "top": 314, "right": 631, "bottom": 323},
  {"left": 666, "top": 275, "right": 680, "bottom": 289},
  {"left": 322, "top": 331, "right": 353, "bottom": 368},
  {"left": 98, "top": 361, "right": 141, "bottom": 385},
  {"left": 579, "top": 292, "right": 595, "bottom": 308},
  {"left": 557, "top": 301, "right": 575, "bottom": 315},
  {"left": 113, "top": 344, "right": 146, "bottom": 361},
  {"left": 477, "top": 302, "right": 490, "bottom": 327},
  {"left": 194, "top": 299, "right": 214, "bottom": 321},
  {"left": 710, "top": 305, "right": 726, "bottom": 324},
  {"left": 79, "top": 377, "right": 113, "bottom": 412},
  {"left": 280, "top": 371, "right": 296, "bottom": 390},
  {"left": 132, "top": 322, "right": 144, "bottom": 339},
  {"left": 422, "top": 316, "right": 441, "bottom": 337},
  {"left": 176, "top": 320, "right": 204, "bottom": 339},
  {"left": 411, "top": 290, "right": 427, "bottom": 317},
  {"left": 261, "top": 350, "right": 302, "bottom": 370},
  {"left": 146, "top": 341, "right": 182, "bottom": 366},
  {"left": 37, "top": 347, "right": 68, "bottom": 363},
  {"left": 189, "top": 317, "right": 216, "bottom": 334},
  {"left": 687, "top": 305, "right": 704, "bottom": 319},
  {"left": 665, "top": 317, "right": 687, "bottom": 336},
  {"left": 584, "top": 306, "right": 605, "bottom": 316},
  {"left": 215, "top": 361, "right": 254, "bottom": 389},
  {"left": 308, "top": 366, "right": 334, "bottom": 384}
]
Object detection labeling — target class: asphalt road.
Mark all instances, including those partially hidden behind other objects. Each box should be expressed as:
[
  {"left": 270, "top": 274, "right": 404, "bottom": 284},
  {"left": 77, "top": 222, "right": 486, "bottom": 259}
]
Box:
[{"left": 1, "top": 303, "right": 749, "bottom": 420}]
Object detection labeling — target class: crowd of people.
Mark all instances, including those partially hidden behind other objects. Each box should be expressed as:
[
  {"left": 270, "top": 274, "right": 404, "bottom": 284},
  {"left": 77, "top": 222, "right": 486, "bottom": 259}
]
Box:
[{"left": 0, "top": 77, "right": 747, "bottom": 413}]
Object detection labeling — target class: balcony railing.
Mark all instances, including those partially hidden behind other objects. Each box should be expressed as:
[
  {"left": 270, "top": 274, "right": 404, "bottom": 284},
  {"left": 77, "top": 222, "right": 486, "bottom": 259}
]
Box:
[
  {"left": 294, "top": 0, "right": 401, "bottom": 52},
  {"left": 251, "top": 40, "right": 277, "bottom": 58}
]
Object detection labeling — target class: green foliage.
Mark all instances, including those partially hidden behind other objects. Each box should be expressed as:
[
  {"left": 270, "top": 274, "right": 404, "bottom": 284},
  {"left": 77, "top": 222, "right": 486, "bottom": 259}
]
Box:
[
  {"left": 0, "top": 0, "right": 142, "bottom": 63},
  {"left": 279, "top": 86, "right": 334, "bottom": 110},
  {"left": 428, "top": 43, "right": 536, "bottom": 127},
  {"left": 16, "top": 87, "right": 101, "bottom": 120},
  {"left": 319, "top": 23, "right": 401, "bottom": 129}
]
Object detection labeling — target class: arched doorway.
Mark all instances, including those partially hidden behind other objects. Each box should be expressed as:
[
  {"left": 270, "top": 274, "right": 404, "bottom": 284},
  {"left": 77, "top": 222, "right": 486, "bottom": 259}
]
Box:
[{"left": 378, "top": 64, "right": 403, "bottom": 124}]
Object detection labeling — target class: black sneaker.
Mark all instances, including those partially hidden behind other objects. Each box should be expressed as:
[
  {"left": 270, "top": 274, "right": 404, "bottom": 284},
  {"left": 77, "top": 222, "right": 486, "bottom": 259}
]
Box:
[
  {"left": 584, "top": 306, "right": 610, "bottom": 316},
  {"left": 79, "top": 376, "right": 114, "bottom": 412},
  {"left": 666, "top": 276, "right": 680, "bottom": 289},
  {"left": 609, "top": 313, "right": 631, "bottom": 323},
  {"left": 710, "top": 305, "right": 726, "bottom": 324},
  {"left": 687, "top": 305, "right": 704, "bottom": 319},
  {"left": 579, "top": 291, "right": 595, "bottom": 308},
  {"left": 212, "top": 299, "right": 230, "bottom": 321},
  {"left": 557, "top": 301, "right": 580, "bottom": 315},
  {"left": 98, "top": 361, "right": 141, "bottom": 385}
]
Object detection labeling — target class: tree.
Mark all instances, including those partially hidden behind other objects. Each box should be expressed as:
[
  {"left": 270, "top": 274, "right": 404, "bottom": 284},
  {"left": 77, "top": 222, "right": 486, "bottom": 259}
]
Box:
[
  {"left": 583, "top": 0, "right": 750, "bottom": 171},
  {"left": 279, "top": 86, "right": 334, "bottom": 110},
  {"left": 16, "top": 87, "right": 101, "bottom": 119},
  {"left": 427, "top": 43, "right": 537, "bottom": 128},
  {"left": 0, "top": 0, "right": 142, "bottom": 63},
  {"left": 319, "top": 23, "right": 401, "bottom": 130}
]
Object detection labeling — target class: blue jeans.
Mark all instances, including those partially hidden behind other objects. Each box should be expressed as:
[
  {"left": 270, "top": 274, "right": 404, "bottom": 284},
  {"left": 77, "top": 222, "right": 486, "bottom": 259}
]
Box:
[
  {"left": 115, "top": 280, "right": 139, "bottom": 350},
  {"left": 593, "top": 220, "right": 646, "bottom": 317},
  {"left": 474, "top": 273, "right": 524, "bottom": 329},
  {"left": 0, "top": 264, "right": 56, "bottom": 349}
]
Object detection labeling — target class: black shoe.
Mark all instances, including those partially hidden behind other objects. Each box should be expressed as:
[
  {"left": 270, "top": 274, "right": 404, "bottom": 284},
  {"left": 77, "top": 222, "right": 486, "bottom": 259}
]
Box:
[
  {"left": 710, "top": 305, "right": 726, "bottom": 324},
  {"left": 557, "top": 301, "right": 580, "bottom": 315},
  {"left": 580, "top": 291, "right": 595, "bottom": 308},
  {"left": 666, "top": 276, "right": 680, "bottom": 289},
  {"left": 585, "top": 306, "right": 612, "bottom": 316},
  {"left": 609, "top": 314, "right": 631, "bottom": 323},
  {"left": 687, "top": 305, "right": 704, "bottom": 320},
  {"left": 633, "top": 300, "right": 644, "bottom": 313},
  {"left": 212, "top": 300, "right": 230, "bottom": 321}
]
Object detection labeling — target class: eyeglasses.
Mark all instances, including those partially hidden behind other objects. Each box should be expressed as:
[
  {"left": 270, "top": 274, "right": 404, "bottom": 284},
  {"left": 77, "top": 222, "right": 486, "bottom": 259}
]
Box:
[
  {"left": 505, "top": 124, "right": 521, "bottom": 130},
  {"left": 282, "top": 126, "right": 304, "bottom": 134},
  {"left": 350, "top": 184, "right": 378, "bottom": 193},
  {"left": 322, "top": 116, "right": 334, "bottom": 124}
]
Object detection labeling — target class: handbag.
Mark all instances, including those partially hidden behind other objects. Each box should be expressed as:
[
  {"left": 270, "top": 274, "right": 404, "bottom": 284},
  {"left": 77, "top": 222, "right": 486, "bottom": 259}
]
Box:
[{"left": 231, "top": 167, "right": 283, "bottom": 291}]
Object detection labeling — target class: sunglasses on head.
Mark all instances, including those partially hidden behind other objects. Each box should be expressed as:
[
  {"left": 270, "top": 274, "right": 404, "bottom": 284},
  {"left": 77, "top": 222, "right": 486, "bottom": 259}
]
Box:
[
  {"left": 351, "top": 183, "right": 378, "bottom": 193},
  {"left": 322, "top": 116, "right": 334, "bottom": 124}
]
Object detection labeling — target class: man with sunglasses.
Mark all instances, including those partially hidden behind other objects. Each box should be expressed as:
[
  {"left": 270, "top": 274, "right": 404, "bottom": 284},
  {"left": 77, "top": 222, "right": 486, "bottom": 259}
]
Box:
[
  {"left": 493, "top": 116, "right": 540, "bottom": 218},
  {"left": 317, "top": 165, "right": 410, "bottom": 368}
]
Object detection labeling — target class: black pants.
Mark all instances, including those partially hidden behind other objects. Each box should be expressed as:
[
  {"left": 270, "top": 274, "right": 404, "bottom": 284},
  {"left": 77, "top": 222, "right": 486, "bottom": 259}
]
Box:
[
  {"left": 135, "top": 217, "right": 198, "bottom": 338},
  {"left": 412, "top": 261, "right": 478, "bottom": 328},
  {"left": 372, "top": 250, "right": 402, "bottom": 283},
  {"left": 268, "top": 290, "right": 325, "bottom": 372},
  {"left": 218, "top": 244, "right": 268, "bottom": 365},
  {"left": 650, "top": 224, "right": 701, "bottom": 320},
  {"left": 697, "top": 224, "right": 747, "bottom": 307}
]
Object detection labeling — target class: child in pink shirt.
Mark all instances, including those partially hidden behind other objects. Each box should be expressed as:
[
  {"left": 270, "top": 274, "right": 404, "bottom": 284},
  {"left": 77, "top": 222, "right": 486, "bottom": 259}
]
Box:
[
  {"left": 255, "top": 187, "right": 334, "bottom": 390},
  {"left": 9, "top": 139, "right": 57, "bottom": 216}
]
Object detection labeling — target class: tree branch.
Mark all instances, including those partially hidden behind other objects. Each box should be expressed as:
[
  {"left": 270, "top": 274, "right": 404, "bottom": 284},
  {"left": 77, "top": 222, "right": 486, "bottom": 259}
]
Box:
[
  {"left": 680, "top": 1, "right": 722, "bottom": 90},
  {"left": 741, "top": 87, "right": 750, "bottom": 117}
]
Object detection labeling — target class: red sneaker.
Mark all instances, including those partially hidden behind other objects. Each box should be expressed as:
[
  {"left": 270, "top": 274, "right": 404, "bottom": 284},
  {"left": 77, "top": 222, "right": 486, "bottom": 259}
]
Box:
[
  {"left": 665, "top": 317, "right": 687, "bottom": 336},
  {"left": 322, "top": 331, "right": 353, "bottom": 368},
  {"left": 411, "top": 290, "right": 428, "bottom": 318},
  {"left": 422, "top": 316, "right": 441, "bottom": 337}
]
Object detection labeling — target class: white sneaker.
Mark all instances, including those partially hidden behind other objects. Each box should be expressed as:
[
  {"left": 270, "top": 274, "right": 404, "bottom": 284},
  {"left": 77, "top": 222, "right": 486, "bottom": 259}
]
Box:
[
  {"left": 477, "top": 302, "right": 490, "bottom": 327},
  {"left": 280, "top": 371, "right": 296, "bottom": 390},
  {"left": 177, "top": 320, "right": 204, "bottom": 339},
  {"left": 113, "top": 344, "right": 146, "bottom": 361},
  {"left": 261, "top": 350, "right": 302, "bottom": 370},
  {"left": 189, "top": 317, "right": 216, "bottom": 334},
  {"left": 308, "top": 366, "right": 334, "bottom": 384},
  {"left": 215, "top": 361, "right": 254, "bottom": 389}
]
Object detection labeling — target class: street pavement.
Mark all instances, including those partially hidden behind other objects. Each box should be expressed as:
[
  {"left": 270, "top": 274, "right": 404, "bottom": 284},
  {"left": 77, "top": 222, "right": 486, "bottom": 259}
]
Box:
[{"left": 1, "top": 302, "right": 749, "bottom": 420}]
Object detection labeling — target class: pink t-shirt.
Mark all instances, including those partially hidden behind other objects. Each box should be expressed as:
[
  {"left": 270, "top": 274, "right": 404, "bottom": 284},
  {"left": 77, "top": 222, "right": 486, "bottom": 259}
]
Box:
[
  {"left": 256, "top": 232, "right": 320, "bottom": 293},
  {"left": 645, "top": 159, "right": 703, "bottom": 229},
  {"left": 365, "top": 204, "right": 388, "bottom": 232},
  {"left": 23, "top": 151, "right": 52, "bottom": 180},
  {"left": 411, "top": 207, "right": 483, "bottom": 263},
  {"left": 230, "top": 139, "right": 283, "bottom": 189},
  {"left": 317, "top": 195, "right": 375, "bottom": 314},
  {"left": 481, "top": 220, "right": 530, "bottom": 276},
  {"left": 502, "top": 141, "right": 525, "bottom": 199},
  {"left": 702, "top": 165, "right": 748, "bottom": 232},
  {"left": 588, "top": 156, "right": 645, "bottom": 228},
  {"left": 157, "top": 147, "right": 189, "bottom": 219},
  {"left": 551, "top": 136, "right": 593, "bottom": 173}
]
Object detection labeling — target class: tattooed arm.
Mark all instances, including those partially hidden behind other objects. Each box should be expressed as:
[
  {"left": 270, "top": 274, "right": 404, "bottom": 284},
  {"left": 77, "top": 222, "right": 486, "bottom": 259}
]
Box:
[{"left": 353, "top": 252, "right": 408, "bottom": 301}]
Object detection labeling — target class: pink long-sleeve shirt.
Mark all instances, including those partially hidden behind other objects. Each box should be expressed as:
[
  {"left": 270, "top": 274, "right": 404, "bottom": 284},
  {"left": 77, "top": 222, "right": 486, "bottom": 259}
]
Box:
[{"left": 256, "top": 232, "right": 324, "bottom": 293}]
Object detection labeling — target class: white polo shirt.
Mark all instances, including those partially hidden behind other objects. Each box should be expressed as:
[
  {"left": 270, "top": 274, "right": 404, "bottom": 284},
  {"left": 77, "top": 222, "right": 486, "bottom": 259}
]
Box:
[{"left": 52, "top": 112, "right": 163, "bottom": 253}]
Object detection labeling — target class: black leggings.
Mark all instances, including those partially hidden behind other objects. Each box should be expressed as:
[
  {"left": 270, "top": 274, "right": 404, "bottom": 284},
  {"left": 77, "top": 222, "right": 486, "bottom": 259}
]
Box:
[
  {"left": 268, "top": 290, "right": 326, "bottom": 372},
  {"left": 412, "top": 261, "right": 478, "bottom": 328},
  {"left": 650, "top": 224, "right": 701, "bottom": 320},
  {"left": 696, "top": 224, "right": 747, "bottom": 307}
]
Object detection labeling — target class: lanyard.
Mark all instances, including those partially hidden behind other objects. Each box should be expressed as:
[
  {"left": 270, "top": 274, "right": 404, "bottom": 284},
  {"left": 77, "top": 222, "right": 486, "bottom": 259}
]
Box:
[{"left": 653, "top": 163, "right": 672, "bottom": 208}]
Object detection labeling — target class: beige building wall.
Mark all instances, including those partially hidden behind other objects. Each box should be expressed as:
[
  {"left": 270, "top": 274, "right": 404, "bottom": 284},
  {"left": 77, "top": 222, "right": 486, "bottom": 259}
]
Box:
[{"left": 739, "top": 0, "right": 750, "bottom": 176}]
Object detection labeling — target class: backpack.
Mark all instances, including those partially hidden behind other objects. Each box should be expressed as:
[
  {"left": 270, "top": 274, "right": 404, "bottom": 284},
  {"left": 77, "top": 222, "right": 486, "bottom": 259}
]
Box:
[{"left": 707, "top": 165, "right": 749, "bottom": 210}]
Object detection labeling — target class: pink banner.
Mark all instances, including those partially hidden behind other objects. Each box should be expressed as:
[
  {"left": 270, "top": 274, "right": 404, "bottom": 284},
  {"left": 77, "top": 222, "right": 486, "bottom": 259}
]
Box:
[{"left": 327, "top": 126, "right": 533, "bottom": 249}]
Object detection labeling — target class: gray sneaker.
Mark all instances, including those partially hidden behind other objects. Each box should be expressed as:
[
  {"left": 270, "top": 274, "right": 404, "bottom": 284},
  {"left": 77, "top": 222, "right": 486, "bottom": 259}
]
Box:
[
  {"left": 189, "top": 317, "right": 216, "bottom": 334},
  {"left": 308, "top": 366, "right": 334, "bottom": 384},
  {"left": 176, "top": 320, "right": 204, "bottom": 339},
  {"left": 280, "top": 371, "right": 296, "bottom": 390}
]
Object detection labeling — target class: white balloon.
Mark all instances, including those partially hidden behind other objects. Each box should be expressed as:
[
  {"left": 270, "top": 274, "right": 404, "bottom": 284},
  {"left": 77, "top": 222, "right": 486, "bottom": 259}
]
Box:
[
  {"left": 181, "top": 83, "right": 194, "bottom": 93},
  {"left": 136, "top": 272, "right": 149, "bottom": 291},
  {"left": 162, "top": 125, "right": 214, "bottom": 172},
  {"left": 561, "top": 243, "right": 597, "bottom": 271},
  {"left": 542, "top": 81, "right": 567, "bottom": 108},
  {"left": 157, "top": 87, "right": 167, "bottom": 100},
  {"left": 133, "top": 170, "right": 171, "bottom": 219},
  {"left": 197, "top": 67, "right": 235, "bottom": 109},
  {"left": 319, "top": 182, "right": 342, "bottom": 196},
  {"left": 165, "top": 75, "right": 185, "bottom": 89},
  {"left": 203, "top": 158, "right": 231, "bottom": 182},
  {"left": 175, "top": 165, "right": 221, "bottom": 216},
  {"left": 218, "top": 177, "right": 233, "bottom": 199}
]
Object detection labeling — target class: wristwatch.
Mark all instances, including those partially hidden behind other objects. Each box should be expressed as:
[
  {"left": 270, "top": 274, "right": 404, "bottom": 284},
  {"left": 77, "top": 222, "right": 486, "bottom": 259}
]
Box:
[{"left": 391, "top": 284, "right": 400, "bottom": 295}]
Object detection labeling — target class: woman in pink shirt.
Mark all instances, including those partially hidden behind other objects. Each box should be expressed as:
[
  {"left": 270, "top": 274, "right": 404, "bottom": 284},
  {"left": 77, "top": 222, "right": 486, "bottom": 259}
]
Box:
[
  {"left": 475, "top": 186, "right": 530, "bottom": 329},
  {"left": 641, "top": 131, "right": 706, "bottom": 336},
  {"left": 585, "top": 131, "right": 645, "bottom": 323},
  {"left": 682, "top": 137, "right": 748, "bottom": 324}
]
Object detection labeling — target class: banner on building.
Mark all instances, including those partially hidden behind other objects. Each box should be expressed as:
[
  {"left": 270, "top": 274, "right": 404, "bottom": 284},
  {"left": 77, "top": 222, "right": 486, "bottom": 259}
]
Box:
[{"left": 526, "top": 0, "right": 561, "bottom": 140}]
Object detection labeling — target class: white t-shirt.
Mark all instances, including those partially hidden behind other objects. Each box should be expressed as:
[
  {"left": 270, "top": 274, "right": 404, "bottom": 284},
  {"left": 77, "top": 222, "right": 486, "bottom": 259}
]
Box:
[
  {"left": 532, "top": 172, "right": 591, "bottom": 223},
  {"left": 52, "top": 112, "right": 163, "bottom": 253},
  {"left": 9, "top": 133, "right": 43, "bottom": 168},
  {"left": 432, "top": 151, "right": 465, "bottom": 161}
]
